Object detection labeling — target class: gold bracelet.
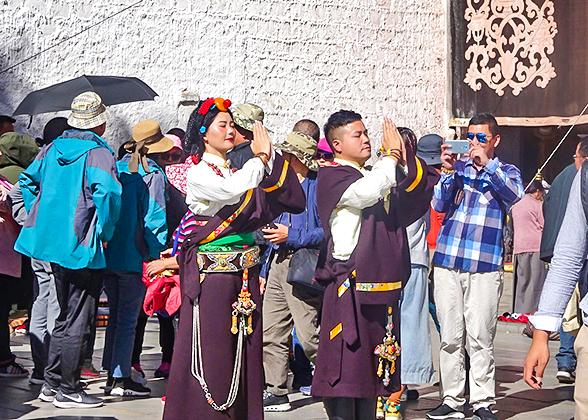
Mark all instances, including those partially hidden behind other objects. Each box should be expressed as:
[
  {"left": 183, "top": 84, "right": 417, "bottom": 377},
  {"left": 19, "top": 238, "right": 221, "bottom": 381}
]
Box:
[
  {"left": 441, "top": 167, "right": 455, "bottom": 174},
  {"left": 255, "top": 152, "right": 269, "bottom": 166}
]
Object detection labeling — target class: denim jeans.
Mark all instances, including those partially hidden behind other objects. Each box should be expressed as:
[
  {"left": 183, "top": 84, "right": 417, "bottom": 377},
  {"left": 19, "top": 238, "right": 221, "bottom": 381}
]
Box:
[
  {"left": 29, "top": 259, "right": 59, "bottom": 377},
  {"left": 102, "top": 270, "right": 146, "bottom": 378},
  {"left": 556, "top": 328, "right": 577, "bottom": 371},
  {"left": 400, "top": 264, "right": 435, "bottom": 384},
  {"left": 290, "top": 327, "right": 313, "bottom": 387}
]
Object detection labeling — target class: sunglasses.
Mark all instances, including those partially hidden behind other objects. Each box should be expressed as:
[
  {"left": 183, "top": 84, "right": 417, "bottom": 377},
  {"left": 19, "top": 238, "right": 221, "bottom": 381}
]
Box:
[
  {"left": 161, "top": 152, "right": 183, "bottom": 161},
  {"left": 315, "top": 151, "right": 334, "bottom": 160},
  {"left": 467, "top": 132, "right": 490, "bottom": 143}
]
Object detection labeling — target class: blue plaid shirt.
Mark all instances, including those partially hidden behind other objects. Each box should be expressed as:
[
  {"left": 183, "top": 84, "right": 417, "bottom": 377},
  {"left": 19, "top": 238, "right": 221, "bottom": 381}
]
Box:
[{"left": 432, "top": 157, "right": 524, "bottom": 273}]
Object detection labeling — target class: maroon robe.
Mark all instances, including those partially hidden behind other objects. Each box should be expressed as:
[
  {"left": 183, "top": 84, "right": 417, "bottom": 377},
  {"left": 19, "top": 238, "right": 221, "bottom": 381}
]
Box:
[
  {"left": 312, "top": 148, "right": 440, "bottom": 399},
  {"left": 163, "top": 154, "right": 305, "bottom": 420}
]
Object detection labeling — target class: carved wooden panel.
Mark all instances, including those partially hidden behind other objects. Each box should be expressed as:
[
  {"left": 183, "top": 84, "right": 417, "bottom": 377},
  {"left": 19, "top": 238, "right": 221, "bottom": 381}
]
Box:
[{"left": 463, "top": 0, "right": 558, "bottom": 96}]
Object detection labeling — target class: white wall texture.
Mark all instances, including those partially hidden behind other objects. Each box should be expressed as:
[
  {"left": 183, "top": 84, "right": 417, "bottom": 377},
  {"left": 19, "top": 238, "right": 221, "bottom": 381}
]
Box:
[{"left": 1, "top": 0, "right": 447, "bottom": 150}]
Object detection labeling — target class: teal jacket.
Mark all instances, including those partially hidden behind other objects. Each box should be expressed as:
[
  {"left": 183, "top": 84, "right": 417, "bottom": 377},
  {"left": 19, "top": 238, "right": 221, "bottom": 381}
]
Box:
[
  {"left": 105, "top": 154, "right": 168, "bottom": 273},
  {"left": 16, "top": 129, "right": 122, "bottom": 270}
]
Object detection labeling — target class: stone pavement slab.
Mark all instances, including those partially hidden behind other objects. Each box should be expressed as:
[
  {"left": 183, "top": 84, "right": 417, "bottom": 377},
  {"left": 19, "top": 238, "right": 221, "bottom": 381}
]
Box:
[{"left": 0, "top": 273, "right": 576, "bottom": 419}]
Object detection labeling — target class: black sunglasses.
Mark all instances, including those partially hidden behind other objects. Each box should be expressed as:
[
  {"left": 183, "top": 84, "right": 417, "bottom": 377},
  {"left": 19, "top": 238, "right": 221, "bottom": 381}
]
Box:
[
  {"left": 315, "top": 151, "right": 334, "bottom": 160},
  {"left": 467, "top": 132, "right": 490, "bottom": 143},
  {"left": 161, "top": 152, "right": 183, "bottom": 161}
]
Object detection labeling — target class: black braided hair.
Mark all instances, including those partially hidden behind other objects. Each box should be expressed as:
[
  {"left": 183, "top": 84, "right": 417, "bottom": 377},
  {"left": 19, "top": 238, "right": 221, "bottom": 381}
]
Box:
[
  {"left": 183, "top": 99, "right": 233, "bottom": 160},
  {"left": 398, "top": 127, "right": 418, "bottom": 154}
]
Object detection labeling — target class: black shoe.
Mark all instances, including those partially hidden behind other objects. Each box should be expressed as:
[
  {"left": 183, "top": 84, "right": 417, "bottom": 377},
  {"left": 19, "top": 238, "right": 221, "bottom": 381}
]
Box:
[
  {"left": 400, "top": 387, "right": 420, "bottom": 401},
  {"left": 29, "top": 370, "right": 45, "bottom": 385},
  {"left": 263, "top": 390, "right": 291, "bottom": 412},
  {"left": 111, "top": 377, "right": 151, "bottom": 397},
  {"left": 52, "top": 389, "right": 104, "bottom": 409},
  {"left": 104, "top": 376, "right": 115, "bottom": 395},
  {"left": 556, "top": 367, "right": 576, "bottom": 384},
  {"left": 426, "top": 403, "right": 465, "bottom": 419},
  {"left": 38, "top": 383, "right": 58, "bottom": 402},
  {"left": 473, "top": 407, "right": 497, "bottom": 420}
]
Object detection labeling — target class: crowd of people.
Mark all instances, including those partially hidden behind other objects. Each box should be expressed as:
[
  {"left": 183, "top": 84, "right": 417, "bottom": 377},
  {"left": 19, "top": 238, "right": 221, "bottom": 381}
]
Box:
[{"left": 0, "top": 92, "right": 586, "bottom": 420}]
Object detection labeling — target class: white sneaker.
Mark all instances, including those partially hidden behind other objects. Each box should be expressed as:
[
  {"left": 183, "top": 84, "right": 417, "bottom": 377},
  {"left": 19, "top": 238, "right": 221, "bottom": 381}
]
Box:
[{"left": 556, "top": 369, "right": 575, "bottom": 384}]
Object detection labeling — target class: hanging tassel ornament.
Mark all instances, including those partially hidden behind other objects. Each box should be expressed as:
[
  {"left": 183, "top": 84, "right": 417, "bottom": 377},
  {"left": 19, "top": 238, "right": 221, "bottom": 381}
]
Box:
[
  {"left": 231, "top": 310, "right": 239, "bottom": 335},
  {"left": 247, "top": 314, "right": 253, "bottom": 335},
  {"left": 231, "top": 269, "right": 256, "bottom": 336},
  {"left": 374, "top": 306, "right": 401, "bottom": 387}
]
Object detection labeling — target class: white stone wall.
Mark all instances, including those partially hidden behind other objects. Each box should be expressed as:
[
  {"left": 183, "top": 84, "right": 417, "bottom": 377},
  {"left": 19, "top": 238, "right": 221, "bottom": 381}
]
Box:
[{"left": 1, "top": 0, "right": 447, "bottom": 149}]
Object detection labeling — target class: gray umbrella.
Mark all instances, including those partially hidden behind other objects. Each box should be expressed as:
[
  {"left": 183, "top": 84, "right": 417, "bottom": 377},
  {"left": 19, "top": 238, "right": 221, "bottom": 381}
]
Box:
[{"left": 13, "top": 75, "right": 158, "bottom": 116}]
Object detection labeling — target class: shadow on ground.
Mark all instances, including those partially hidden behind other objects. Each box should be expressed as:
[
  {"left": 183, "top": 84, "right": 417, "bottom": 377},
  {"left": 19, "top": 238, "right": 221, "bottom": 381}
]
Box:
[{"left": 401, "top": 364, "right": 575, "bottom": 420}]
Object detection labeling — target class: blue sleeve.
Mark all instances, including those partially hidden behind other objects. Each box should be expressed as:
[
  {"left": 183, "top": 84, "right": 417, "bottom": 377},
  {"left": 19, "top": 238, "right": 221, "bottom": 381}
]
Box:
[
  {"left": 431, "top": 172, "right": 456, "bottom": 213},
  {"left": 484, "top": 160, "right": 525, "bottom": 206},
  {"left": 286, "top": 223, "right": 323, "bottom": 248},
  {"left": 86, "top": 148, "right": 123, "bottom": 242},
  {"left": 19, "top": 153, "right": 45, "bottom": 212},
  {"left": 259, "top": 247, "right": 273, "bottom": 278},
  {"left": 142, "top": 170, "right": 168, "bottom": 259},
  {"left": 285, "top": 179, "right": 323, "bottom": 248}
]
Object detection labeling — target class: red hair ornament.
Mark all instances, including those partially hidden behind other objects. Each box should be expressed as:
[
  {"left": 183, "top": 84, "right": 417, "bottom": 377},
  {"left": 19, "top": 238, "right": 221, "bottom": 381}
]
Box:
[{"left": 198, "top": 97, "right": 232, "bottom": 115}]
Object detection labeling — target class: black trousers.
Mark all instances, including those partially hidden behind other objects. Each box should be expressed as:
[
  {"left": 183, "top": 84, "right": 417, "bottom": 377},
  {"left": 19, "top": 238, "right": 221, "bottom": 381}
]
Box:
[
  {"left": 0, "top": 274, "right": 17, "bottom": 362},
  {"left": 45, "top": 265, "right": 101, "bottom": 393},
  {"left": 132, "top": 309, "right": 176, "bottom": 365},
  {"left": 323, "top": 398, "right": 377, "bottom": 420},
  {"left": 131, "top": 309, "right": 148, "bottom": 366},
  {"left": 157, "top": 313, "right": 175, "bottom": 364}
]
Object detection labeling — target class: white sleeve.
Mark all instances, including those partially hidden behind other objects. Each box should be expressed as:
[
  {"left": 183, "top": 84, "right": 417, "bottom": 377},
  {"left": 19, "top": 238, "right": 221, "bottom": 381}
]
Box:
[
  {"left": 265, "top": 150, "right": 275, "bottom": 174},
  {"left": 186, "top": 158, "right": 265, "bottom": 206},
  {"left": 337, "top": 157, "right": 398, "bottom": 209}
]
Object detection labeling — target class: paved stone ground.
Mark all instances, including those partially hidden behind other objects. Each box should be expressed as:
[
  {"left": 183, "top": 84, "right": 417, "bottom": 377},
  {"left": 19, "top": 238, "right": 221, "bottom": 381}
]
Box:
[{"left": 0, "top": 273, "right": 576, "bottom": 419}]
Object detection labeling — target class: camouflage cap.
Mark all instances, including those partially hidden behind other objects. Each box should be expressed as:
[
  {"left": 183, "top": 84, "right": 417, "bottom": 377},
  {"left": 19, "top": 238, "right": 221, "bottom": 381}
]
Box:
[
  {"left": 233, "top": 103, "right": 266, "bottom": 132},
  {"left": 275, "top": 131, "right": 319, "bottom": 171}
]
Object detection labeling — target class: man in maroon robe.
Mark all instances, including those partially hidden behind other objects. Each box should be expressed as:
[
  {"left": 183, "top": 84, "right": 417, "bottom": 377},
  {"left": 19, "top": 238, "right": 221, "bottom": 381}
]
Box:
[{"left": 312, "top": 110, "right": 439, "bottom": 419}]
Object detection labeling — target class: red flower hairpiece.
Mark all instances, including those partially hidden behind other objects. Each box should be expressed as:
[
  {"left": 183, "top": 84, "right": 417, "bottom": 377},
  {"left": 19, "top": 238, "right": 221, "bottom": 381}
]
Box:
[{"left": 198, "top": 98, "right": 216, "bottom": 115}]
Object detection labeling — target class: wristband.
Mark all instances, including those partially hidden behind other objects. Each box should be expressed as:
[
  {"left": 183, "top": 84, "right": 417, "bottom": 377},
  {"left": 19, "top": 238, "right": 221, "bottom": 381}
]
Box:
[{"left": 255, "top": 152, "right": 269, "bottom": 166}]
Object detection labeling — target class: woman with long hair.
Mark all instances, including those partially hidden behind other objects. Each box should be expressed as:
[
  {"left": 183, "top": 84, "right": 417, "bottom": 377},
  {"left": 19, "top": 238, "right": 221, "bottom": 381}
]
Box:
[{"left": 162, "top": 98, "right": 305, "bottom": 420}]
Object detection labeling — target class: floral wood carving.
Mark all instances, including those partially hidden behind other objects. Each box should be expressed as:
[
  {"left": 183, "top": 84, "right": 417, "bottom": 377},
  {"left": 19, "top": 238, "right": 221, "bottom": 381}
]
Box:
[{"left": 464, "top": 0, "right": 558, "bottom": 96}]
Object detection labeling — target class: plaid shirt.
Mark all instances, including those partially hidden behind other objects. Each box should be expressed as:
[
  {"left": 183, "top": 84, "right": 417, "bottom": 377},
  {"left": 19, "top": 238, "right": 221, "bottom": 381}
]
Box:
[{"left": 432, "top": 157, "right": 524, "bottom": 273}]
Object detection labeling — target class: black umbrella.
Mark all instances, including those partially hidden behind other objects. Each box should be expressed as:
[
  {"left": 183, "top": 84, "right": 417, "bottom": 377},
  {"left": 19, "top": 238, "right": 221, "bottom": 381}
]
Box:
[{"left": 13, "top": 75, "right": 158, "bottom": 116}]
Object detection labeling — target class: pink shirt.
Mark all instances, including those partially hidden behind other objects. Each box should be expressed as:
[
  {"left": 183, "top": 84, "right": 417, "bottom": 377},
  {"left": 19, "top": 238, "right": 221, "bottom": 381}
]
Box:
[{"left": 511, "top": 193, "right": 544, "bottom": 255}]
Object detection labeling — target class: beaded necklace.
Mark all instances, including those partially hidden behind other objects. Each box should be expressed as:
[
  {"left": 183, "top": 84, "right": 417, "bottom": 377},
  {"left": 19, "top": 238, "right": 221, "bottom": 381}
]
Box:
[{"left": 203, "top": 160, "right": 237, "bottom": 178}]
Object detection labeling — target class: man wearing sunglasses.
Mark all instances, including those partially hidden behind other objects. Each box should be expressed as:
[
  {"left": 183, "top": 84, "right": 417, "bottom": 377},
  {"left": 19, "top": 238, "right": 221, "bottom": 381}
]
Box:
[{"left": 427, "top": 113, "right": 524, "bottom": 420}]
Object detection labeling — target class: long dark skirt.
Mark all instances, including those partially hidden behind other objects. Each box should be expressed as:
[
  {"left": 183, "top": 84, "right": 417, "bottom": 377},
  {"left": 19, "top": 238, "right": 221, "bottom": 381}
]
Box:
[
  {"left": 313, "top": 281, "right": 400, "bottom": 399},
  {"left": 163, "top": 267, "right": 263, "bottom": 420},
  {"left": 513, "top": 252, "right": 548, "bottom": 314}
]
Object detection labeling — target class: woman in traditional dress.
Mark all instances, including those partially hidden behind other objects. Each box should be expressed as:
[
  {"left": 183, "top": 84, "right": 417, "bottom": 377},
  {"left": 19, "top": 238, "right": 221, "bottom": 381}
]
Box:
[{"left": 162, "top": 97, "right": 305, "bottom": 420}]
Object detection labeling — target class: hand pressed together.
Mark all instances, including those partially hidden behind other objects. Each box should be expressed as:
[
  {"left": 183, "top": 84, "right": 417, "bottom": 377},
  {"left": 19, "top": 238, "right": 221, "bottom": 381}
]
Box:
[
  {"left": 251, "top": 121, "right": 272, "bottom": 157},
  {"left": 381, "top": 118, "right": 404, "bottom": 163}
]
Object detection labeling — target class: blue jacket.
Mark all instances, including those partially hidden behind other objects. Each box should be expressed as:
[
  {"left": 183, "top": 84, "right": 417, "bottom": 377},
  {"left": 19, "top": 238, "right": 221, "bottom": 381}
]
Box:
[
  {"left": 16, "top": 129, "right": 122, "bottom": 270},
  {"left": 105, "top": 154, "right": 168, "bottom": 273},
  {"left": 260, "top": 171, "right": 323, "bottom": 277}
]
